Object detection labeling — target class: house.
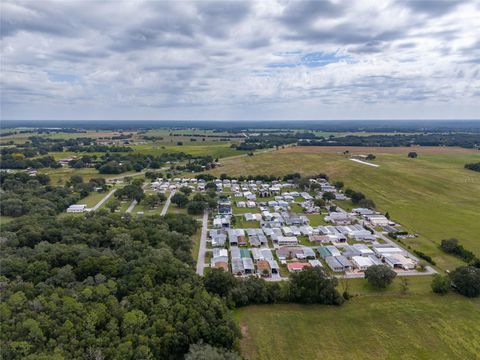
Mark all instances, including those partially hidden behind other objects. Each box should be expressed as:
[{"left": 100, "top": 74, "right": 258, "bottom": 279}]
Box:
[
  {"left": 366, "top": 214, "right": 390, "bottom": 226},
  {"left": 308, "top": 259, "right": 323, "bottom": 267},
  {"left": 251, "top": 248, "right": 264, "bottom": 261},
  {"left": 277, "top": 246, "right": 304, "bottom": 260},
  {"left": 372, "top": 245, "right": 405, "bottom": 258},
  {"left": 301, "top": 247, "right": 316, "bottom": 259},
  {"left": 209, "top": 230, "right": 227, "bottom": 247},
  {"left": 326, "top": 245, "right": 341, "bottom": 257},
  {"left": 231, "top": 258, "right": 244, "bottom": 275},
  {"left": 352, "top": 244, "right": 375, "bottom": 256},
  {"left": 242, "top": 258, "right": 255, "bottom": 274},
  {"left": 287, "top": 262, "right": 311, "bottom": 272},
  {"left": 261, "top": 248, "right": 274, "bottom": 260},
  {"left": 384, "top": 254, "right": 416, "bottom": 270},
  {"left": 353, "top": 208, "right": 376, "bottom": 215},
  {"left": 67, "top": 204, "right": 88, "bottom": 213},
  {"left": 335, "top": 255, "right": 353, "bottom": 271},
  {"left": 282, "top": 227, "right": 294, "bottom": 236},
  {"left": 324, "top": 212, "right": 352, "bottom": 225},
  {"left": 218, "top": 197, "right": 232, "bottom": 215},
  {"left": 213, "top": 216, "right": 230, "bottom": 229},
  {"left": 290, "top": 226, "right": 302, "bottom": 236},
  {"left": 317, "top": 246, "right": 332, "bottom": 259},
  {"left": 277, "top": 236, "right": 299, "bottom": 246},
  {"left": 230, "top": 247, "right": 241, "bottom": 259},
  {"left": 325, "top": 256, "right": 344, "bottom": 272},
  {"left": 228, "top": 229, "right": 246, "bottom": 246},
  {"left": 351, "top": 256, "right": 375, "bottom": 271}
]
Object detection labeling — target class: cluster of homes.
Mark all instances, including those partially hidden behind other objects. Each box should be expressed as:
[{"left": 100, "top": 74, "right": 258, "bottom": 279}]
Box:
[
  {"left": 150, "top": 177, "right": 206, "bottom": 192},
  {"left": 207, "top": 177, "right": 418, "bottom": 278}
]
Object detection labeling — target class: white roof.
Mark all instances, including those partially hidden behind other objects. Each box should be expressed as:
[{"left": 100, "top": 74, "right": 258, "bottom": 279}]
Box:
[{"left": 352, "top": 256, "right": 374, "bottom": 267}]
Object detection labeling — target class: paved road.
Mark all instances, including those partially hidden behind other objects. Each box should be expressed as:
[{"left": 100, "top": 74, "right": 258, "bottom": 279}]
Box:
[
  {"left": 91, "top": 189, "right": 117, "bottom": 211},
  {"left": 196, "top": 210, "right": 209, "bottom": 276},
  {"left": 160, "top": 190, "right": 176, "bottom": 216},
  {"left": 125, "top": 199, "right": 138, "bottom": 213}
]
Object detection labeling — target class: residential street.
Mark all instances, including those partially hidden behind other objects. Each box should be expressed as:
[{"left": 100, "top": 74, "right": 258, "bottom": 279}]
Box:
[{"left": 196, "top": 210, "right": 209, "bottom": 276}]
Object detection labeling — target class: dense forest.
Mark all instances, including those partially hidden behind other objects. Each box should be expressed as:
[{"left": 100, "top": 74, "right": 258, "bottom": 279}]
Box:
[
  {"left": 0, "top": 173, "right": 86, "bottom": 217},
  {"left": 0, "top": 212, "right": 239, "bottom": 359}
]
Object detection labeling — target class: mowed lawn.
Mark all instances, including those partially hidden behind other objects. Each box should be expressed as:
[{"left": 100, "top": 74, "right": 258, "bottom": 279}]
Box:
[
  {"left": 208, "top": 147, "right": 480, "bottom": 268},
  {"left": 235, "top": 293, "right": 480, "bottom": 360}
]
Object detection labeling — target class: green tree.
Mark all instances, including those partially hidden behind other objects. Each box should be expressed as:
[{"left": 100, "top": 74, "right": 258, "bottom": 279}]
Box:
[
  {"left": 449, "top": 266, "right": 480, "bottom": 297},
  {"left": 204, "top": 269, "right": 236, "bottom": 298},
  {"left": 288, "top": 267, "right": 343, "bottom": 305},
  {"left": 171, "top": 193, "right": 189, "bottom": 208},
  {"left": 322, "top": 192, "right": 335, "bottom": 201},
  {"left": 106, "top": 198, "right": 120, "bottom": 213},
  {"left": 431, "top": 274, "right": 450, "bottom": 294},
  {"left": 364, "top": 265, "right": 397, "bottom": 288}
]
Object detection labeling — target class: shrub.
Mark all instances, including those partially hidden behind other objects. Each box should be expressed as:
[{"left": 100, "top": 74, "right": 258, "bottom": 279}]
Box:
[{"left": 431, "top": 274, "right": 450, "bottom": 295}]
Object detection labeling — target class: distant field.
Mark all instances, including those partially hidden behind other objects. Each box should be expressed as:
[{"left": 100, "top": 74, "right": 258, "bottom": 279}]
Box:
[
  {"left": 76, "top": 191, "right": 108, "bottom": 208},
  {"left": 235, "top": 291, "right": 480, "bottom": 360},
  {"left": 132, "top": 142, "right": 246, "bottom": 158},
  {"left": 39, "top": 167, "right": 144, "bottom": 185},
  {"left": 207, "top": 146, "right": 480, "bottom": 269}
]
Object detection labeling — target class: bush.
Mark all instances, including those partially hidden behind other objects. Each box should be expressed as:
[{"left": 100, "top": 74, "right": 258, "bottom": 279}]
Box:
[
  {"left": 440, "top": 238, "right": 475, "bottom": 263},
  {"left": 413, "top": 250, "right": 436, "bottom": 265},
  {"left": 431, "top": 274, "right": 450, "bottom": 294}
]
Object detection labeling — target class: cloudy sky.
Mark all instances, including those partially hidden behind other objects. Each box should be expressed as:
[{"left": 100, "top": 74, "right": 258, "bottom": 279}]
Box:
[{"left": 1, "top": 0, "right": 479, "bottom": 120}]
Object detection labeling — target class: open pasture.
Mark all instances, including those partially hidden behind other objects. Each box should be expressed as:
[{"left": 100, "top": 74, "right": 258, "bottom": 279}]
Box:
[{"left": 235, "top": 290, "right": 480, "bottom": 360}]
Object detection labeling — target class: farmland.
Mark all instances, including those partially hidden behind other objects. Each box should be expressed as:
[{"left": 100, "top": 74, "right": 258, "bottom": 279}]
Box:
[
  {"left": 235, "top": 288, "right": 480, "bottom": 360},
  {"left": 207, "top": 146, "right": 480, "bottom": 270}
]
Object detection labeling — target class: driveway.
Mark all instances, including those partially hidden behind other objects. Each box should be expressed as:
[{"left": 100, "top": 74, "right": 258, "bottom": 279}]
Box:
[
  {"left": 91, "top": 188, "right": 117, "bottom": 211},
  {"left": 160, "top": 190, "right": 176, "bottom": 216}
]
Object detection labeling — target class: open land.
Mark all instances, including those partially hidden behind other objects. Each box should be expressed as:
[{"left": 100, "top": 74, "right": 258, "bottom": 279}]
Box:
[{"left": 235, "top": 285, "right": 480, "bottom": 360}]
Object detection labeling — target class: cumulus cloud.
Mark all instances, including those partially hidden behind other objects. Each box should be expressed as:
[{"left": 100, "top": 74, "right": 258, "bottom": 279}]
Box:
[{"left": 1, "top": 0, "right": 479, "bottom": 120}]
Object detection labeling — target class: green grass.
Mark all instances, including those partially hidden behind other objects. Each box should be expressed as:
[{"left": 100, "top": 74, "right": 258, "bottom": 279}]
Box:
[
  {"left": 306, "top": 213, "right": 328, "bottom": 226},
  {"left": 76, "top": 191, "right": 108, "bottom": 208},
  {"left": 0, "top": 216, "right": 15, "bottom": 226},
  {"left": 39, "top": 167, "right": 145, "bottom": 185},
  {"left": 132, "top": 142, "right": 246, "bottom": 158},
  {"left": 208, "top": 147, "right": 480, "bottom": 270},
  {"left": 235, "top": 287, "right": 480, "bottom": 360},
  {"left": 233, "top": 217, "right": 261, "bottom": 229}
]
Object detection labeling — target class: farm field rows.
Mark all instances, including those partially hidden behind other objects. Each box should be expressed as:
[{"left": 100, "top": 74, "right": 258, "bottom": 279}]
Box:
[{"left": 207, "top": 146, "right": 480, "bottom": 269}]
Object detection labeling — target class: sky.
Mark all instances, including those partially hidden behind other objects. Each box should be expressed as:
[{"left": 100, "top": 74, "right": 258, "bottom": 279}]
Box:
[{"left": 1, "top": 0, "right": 479, "bottom": 121}]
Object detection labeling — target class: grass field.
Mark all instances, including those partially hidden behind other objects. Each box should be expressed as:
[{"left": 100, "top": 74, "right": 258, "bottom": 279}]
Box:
[
  {"left": 207, "top": 146, "right": 480, "bottom": 269},
  {"left": 235, "top": 292, "right": 480, "bottom": 360},
  {"left": 132, "top": 142, "right": 246, "bottom": 158},
  {"left": 75, "top": 191, "right": 109, "bottom": 208}
]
